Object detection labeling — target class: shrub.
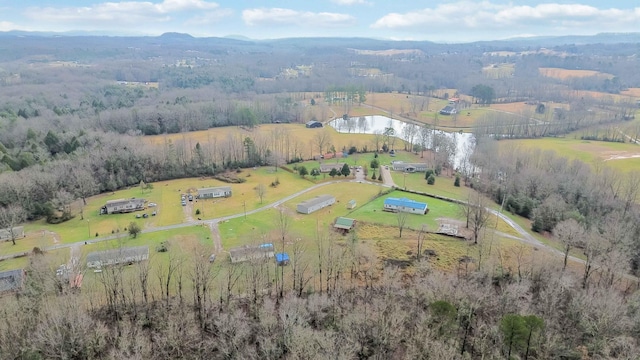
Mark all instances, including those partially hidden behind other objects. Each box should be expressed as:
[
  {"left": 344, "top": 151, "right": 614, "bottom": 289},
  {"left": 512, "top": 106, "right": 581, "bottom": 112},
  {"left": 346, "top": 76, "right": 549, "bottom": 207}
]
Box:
[
  {"left": 427, "top": 174, "right": 436, "bottom": 185},
  {"left": 195, "top": 209, "right": 201, "bottom": 215},
  {"left": 454, "top": 175, "right": 461, "bottom": 187},
  {"left": 425, "top": 169, "right": 434, "bottom": 180}
]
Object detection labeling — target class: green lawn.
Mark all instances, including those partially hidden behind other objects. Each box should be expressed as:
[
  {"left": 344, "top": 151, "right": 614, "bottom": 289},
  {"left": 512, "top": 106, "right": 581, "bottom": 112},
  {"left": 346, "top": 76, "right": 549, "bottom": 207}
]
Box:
[
  {"left": 349, "top": 189, "right": 459, "bottom": 230},
  {"left": 219, "top": 182, "right": 385, "bottom": 250}
]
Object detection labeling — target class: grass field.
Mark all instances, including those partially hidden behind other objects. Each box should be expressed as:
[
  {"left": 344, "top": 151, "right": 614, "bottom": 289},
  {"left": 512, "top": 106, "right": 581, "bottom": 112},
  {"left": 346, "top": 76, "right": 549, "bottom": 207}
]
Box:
[
  {"left": 539, "top": 67, "right": 614, "bottom": 80},
  {"left": 483, "top": 63, "right": 514, "bottom": 79},
  {"left": 501, "top": 137, "right": 640, "bottom": 170},
  {"left": 218, "top": 182, "right": 384, "bottom": 249}
]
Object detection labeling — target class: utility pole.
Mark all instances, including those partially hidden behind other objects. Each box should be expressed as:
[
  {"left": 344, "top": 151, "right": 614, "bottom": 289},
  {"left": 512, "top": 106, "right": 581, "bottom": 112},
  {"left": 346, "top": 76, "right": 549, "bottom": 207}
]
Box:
[{"left": 243, "top": 201, "right": 246, "bottom": 219}]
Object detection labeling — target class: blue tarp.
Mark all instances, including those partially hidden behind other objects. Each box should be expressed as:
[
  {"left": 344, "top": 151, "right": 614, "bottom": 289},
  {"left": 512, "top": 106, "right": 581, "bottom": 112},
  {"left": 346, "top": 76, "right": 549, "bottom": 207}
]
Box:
[{"left": 275, "top": 253, "right": 290, "bottom": 262}]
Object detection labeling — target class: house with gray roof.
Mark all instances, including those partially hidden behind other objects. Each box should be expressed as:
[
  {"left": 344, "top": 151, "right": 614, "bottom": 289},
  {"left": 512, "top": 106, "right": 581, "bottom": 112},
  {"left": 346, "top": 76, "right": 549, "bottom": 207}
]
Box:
[
  {"left": 320, "top": 163, "right": 345, "bottom": 173},
  {"left": 229, "top": 243, "right": 275, "bottom": 263},
  {"left": 0, "top": 269, "right": 25, "bottom": 295},
  {"left": 297, "top": 194, "right": 336, "bottom": 214},
  {"left": 391, "top": 161, "right": 428, "bottom": 173},
  {"left": 86, "top": 246, "right": 149, "bottom": 268},
  {"left": 101, "top": 198, "right": 146, "bottom": 214},
  {"left": 197, "top": 186, "right": 232, "bottom": 199}
]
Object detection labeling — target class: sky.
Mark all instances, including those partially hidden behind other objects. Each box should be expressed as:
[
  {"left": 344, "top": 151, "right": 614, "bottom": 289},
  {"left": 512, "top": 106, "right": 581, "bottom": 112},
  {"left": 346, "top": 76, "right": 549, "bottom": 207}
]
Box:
[{"left": 1, "top": 0, "right": 639, "bottom": 42}]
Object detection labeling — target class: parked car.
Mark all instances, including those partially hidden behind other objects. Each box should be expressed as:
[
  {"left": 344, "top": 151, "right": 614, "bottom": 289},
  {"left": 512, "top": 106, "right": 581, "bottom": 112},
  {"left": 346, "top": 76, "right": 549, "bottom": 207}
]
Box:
[
  {"left": 142, "top": 213, "right": 149, "bottom": 218},
  {"left": 181, "top": 196, "right": 186, "bottom": 201},
  {"left": 152, "top": 211, "right": 157, "bottom": 216},
  {"left": 148, "top": 202, "right": 157, "bottom": 207},
  {"left": 188, "top": 195, "right": 193, "bottom": 201},
  {"left": 181, "top": 200, "right": 187, "bottom": 206},
  {"left": 135, "top": 214, "right": 141, "bottom": 218},
  {"left": 208, "top": 254, "right": 216, "bottom": 263}
]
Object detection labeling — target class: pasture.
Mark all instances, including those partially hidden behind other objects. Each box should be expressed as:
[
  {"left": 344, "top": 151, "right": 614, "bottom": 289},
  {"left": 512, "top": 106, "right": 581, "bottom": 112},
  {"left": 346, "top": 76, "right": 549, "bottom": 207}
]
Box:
[
  {"left": 482, "top": 63, "right": 514, "bottom": 79},
  {"left": 539, "top": 67, "right": 614, "bottom": 80},
  {"left": 501, "top": 137, "right": 640, "bottom": 170}
]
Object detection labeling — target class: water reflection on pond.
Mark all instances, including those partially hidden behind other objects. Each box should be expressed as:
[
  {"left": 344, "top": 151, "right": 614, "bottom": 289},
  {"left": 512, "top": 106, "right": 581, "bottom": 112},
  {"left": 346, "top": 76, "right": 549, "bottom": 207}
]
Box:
[{"left": 328, "top": 115, "right": 474, "bottom": 168}]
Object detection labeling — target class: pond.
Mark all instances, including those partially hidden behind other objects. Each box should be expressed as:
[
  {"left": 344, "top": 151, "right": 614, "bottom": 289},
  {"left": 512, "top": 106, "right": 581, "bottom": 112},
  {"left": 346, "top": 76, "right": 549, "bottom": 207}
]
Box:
[{"left": 328, "top": 115, "right": 474, "bottom": 168}]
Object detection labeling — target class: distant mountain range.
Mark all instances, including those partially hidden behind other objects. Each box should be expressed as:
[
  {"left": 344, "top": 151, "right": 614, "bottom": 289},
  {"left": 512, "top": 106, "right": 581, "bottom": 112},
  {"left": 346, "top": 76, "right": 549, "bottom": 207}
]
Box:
[{"left": 1, "top": 30, "right": 639, "bottom": 47}]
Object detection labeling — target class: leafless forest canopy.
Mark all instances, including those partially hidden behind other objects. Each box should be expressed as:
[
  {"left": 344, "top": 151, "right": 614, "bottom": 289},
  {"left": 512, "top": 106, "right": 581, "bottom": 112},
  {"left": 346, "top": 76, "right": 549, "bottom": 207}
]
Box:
[{"left": 2, "top": 33, "right": 640, "bottom": 358}]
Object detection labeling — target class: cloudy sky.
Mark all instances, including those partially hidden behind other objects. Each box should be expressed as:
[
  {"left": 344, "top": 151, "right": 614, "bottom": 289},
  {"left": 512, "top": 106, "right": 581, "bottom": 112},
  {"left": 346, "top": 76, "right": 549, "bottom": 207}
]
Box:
[{"left": 1, "top": 0, "right": 638, "bottom": 42}]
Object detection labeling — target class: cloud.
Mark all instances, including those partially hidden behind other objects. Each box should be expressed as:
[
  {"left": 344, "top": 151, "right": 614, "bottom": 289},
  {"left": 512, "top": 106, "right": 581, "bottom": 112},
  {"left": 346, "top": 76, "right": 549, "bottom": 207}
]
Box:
[
  {"left": 372, "top": 2, "right": 640, "bottom": 32},
  {"left": 0, "top": 21, "right": 19, "bottom": 31},
  {"left": 243, "top": 8, "right": 356, "bottom": 28},
  {"left": 331, "top": 0, "right": 370, "bottom": 5},
  {"left": 24, "top": 0, "right": 222, "bottom": 25}
]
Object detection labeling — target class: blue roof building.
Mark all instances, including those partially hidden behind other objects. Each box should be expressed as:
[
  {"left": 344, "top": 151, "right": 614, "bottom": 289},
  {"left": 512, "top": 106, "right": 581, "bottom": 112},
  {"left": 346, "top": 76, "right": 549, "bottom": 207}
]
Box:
[{"left": 383, "top": 197, "right": 428, "bottom": 215}]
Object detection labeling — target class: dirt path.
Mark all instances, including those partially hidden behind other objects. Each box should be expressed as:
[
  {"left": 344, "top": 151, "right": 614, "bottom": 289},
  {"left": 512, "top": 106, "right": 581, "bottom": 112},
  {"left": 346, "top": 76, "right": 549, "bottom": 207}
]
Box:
[
  {"left": 380, "top": 165, "right": 396, "bottom": 187},
  {"left": 209, "top": 221, "right": 223, "bottom": 253}
]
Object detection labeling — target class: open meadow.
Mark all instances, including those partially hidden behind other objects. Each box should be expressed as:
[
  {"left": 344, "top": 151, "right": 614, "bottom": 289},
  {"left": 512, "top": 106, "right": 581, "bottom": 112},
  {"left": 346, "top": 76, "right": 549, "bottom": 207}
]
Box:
[{"left": 539, "top": 67, "right": 614, "bottom": 79}]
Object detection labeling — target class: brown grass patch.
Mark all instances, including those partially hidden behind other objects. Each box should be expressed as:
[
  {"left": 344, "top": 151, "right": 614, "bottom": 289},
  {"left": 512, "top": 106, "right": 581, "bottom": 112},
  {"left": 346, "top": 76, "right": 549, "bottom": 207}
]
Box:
[
  {"left": 621, "top": 88, "right": 640, "bottom": 98},
  {"left": 539, "top": 67, "right": 614, "bottom": 80}
]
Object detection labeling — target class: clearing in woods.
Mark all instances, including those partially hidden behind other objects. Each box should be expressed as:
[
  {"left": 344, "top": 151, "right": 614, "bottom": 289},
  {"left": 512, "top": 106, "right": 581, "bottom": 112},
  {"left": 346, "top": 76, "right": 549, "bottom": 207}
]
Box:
[{"left": 539, "top": 67, "right": 615, "bottom": 80}]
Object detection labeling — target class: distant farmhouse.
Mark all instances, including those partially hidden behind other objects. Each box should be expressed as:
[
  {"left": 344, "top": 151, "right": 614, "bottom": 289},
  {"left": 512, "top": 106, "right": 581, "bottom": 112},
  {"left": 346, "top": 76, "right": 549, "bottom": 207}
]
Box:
[
  {"left": 306, "top": 120, "right": 323, "bottom": 128},
  {"left": 0, "top": 226, "right": 24, "bottom": 241},
  {"left": 0, "top": 269, "right": 25, "bottom": 295},
  {"left": 439, "top": 105, "right": 457, "bottom": 115},
  {"left": 197, "top": 186, "right": 232, "bottom": 199},
  {"left": 320, "top": 163, "right": 345, "bottom": 173},
  {"left": 297, "top": 194, "right": 336, "bottom": 214},
  {"left": 86, "top": 246, "right": 149, "bottom": 268},
  {"left": 391, "top": 161, "right": 428, "bottom": 173},
  {"left": 229, "top": 243, "right": 275, "bottom": 263},
  {"left": 101, "top": 198, "right": 146, "bottom": 214},
  {"left": 383, "top": 197, "right": 428, "bottom": 215}
]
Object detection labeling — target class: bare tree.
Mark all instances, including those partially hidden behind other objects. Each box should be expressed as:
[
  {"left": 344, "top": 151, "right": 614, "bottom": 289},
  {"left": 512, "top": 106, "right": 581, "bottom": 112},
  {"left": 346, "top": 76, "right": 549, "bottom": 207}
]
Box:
[
  {"left": 313, "top": 129, "right": 332, "bottom": 158},
  {"left": 553, "top": 219, "right": 583, "bottom": 272},
  {"left": 0, "top": 204, "right": 27, "bottom": 245},
  {"left": 396, "top": 210, "right": 409, "bottom": 238},
  {"left": 467, "top": 191, "right": 491, "bottom": 245},
  {"left": 256, "top": 183, "right": 267, "bottom": 204}
]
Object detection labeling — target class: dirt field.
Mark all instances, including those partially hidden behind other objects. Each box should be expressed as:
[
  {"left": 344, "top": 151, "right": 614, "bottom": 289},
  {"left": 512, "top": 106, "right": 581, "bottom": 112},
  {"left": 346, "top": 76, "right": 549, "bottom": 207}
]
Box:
[
  {"left": 621, "top": 88, "right": 640, "bottom": 98},
  {"left": 482, "top": 63, "right": 514, "bottom": 79},
  {"left": 539, "top": 67, "right": 614, "bottom": 80}
]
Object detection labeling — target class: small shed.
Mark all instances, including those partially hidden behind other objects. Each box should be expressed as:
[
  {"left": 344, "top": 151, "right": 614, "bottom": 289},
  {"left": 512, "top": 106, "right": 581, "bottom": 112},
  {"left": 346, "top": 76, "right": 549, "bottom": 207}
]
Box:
[
  {"left": 0, "top": 269, "right": 25, "bottom": 295},
  {"left": 197, "top": 186, "right": 232, "bottom": 199},
  {"left": 347, "top": 199, "right": 357, "bottom": 209},
  {"left": 275, "top": 253, "right": 290, "bottom": 266},
  {"left": 296, "top": 194, "right": 336, "bottom": 214},
  {"left": 86, "top": 246, "right": 149, "bottom": 268},
  {"left": 439, "top": 106, "right": 457, "bottom": 115},
  {"left": 0, "top": 226, "right": 24, "bottom": 241},
  {"left": 334, "top": 217, "right": 356, "bottom": 233},
  {"left": 383, "top": 197, "right": 428, "bottom": 215}
]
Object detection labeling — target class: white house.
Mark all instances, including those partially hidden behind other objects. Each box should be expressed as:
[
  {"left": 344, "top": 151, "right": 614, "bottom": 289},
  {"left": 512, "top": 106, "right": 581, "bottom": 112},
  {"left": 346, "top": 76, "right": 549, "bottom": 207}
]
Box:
[
  {"left": 297, "top": 194, "right": 336, "bottom": 214},
  {"left": 101, "top": 198, "right": 146, "bottom": 214},
  {"left": 197, "top": 186, "right": 232, "bottom": 199},
  {"left": 391, "top": 161, "right": 428, "bottom": 173},
  {"left": 383, "top": 197, "right": 428, "bottom": 215},
  {"left": 0, "top": 226, "right": 24, "bottom": 241}
]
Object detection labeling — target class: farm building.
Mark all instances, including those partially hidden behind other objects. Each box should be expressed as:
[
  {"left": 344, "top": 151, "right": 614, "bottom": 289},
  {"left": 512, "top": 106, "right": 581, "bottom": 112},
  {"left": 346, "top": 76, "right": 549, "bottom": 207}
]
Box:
[
  {"left": 197, "top": 186, "right": 232, "bottom": 199},
  {"left": 0, "top": 226, "right": 24, "bottom": 241},
  {"left": 229, "top": 243, "right": 275, "bottom": 263},
  {"left": 305, "top": 120, "right": 323, "bottom": 128},
  {"left": 391, "top": 161, "right": 428, "bottom": 173},
  {"left": 334, "top": 217, "right": 356, "bottom": 233},
  {"left": 297, "top": 194, "right": 336, "bottom": 214},
  {"left": 275, "top": 253, "right": 290, "bottom": 266},
  {"left": 0, "top": 269, "right": 25, "bottom": 295},
  {"left": 439, "top": 106, "right": 457, "bottom": 115},
  {"left": 101, "top": 198, "right": 146, "bottom": 214},
  {"left": 383, "top": 197, "right": 428, "bottom": 215},
  {"left": 320, "top": 162, "right": 346, "bottom": 173},
  {"left": 86, "top": 246, "right": 149, "bottom": 268}
]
